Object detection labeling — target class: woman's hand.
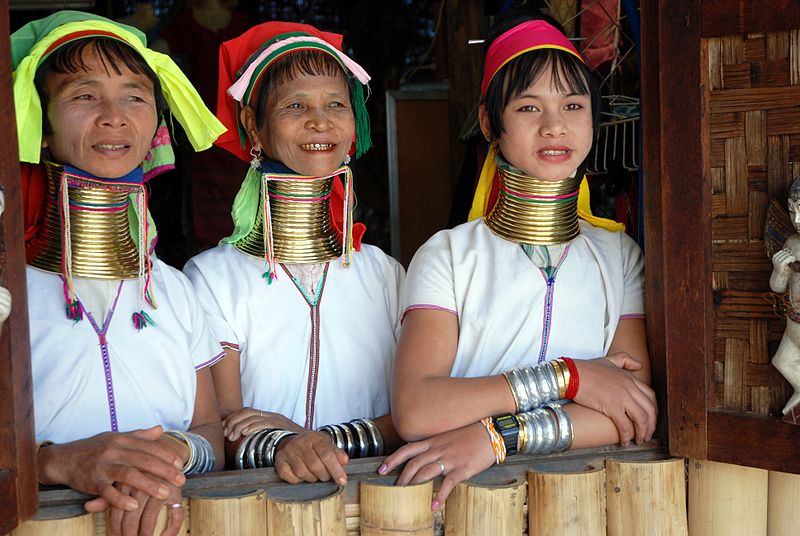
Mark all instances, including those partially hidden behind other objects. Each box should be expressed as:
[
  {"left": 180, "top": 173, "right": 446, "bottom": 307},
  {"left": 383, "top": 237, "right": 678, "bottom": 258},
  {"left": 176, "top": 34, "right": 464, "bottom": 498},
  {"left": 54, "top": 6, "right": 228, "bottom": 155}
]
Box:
[
  {"left": 273, "top": 431, "right": 349, "bottom": 486},
  {"left": 378, "top": 422, "right": 496, "bottom": 510},
  {"left": 572, "top": 354, "right": 657, "bottom": 446},
  {"left": 107, "top": 482, "right": 184, "bottom": 536},
  {"left": 38, "top": 426, "right": 186, "bottom": 513},
  {"left": 223, "top": 407, "right": 304, "bottom": 441}
]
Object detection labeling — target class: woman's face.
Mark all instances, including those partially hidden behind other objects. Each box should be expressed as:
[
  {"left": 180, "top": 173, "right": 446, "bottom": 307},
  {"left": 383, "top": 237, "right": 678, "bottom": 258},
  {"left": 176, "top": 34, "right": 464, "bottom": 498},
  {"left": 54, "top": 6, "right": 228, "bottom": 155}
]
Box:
[
  {"left": 253, "top": 71, "right": 355, "bottom": 176},
  {"left": 42, "top": 47, "right": 158, "bottom": 178},
  {"left": 481, "top": 67, "right": 593, "bottom": 181}
]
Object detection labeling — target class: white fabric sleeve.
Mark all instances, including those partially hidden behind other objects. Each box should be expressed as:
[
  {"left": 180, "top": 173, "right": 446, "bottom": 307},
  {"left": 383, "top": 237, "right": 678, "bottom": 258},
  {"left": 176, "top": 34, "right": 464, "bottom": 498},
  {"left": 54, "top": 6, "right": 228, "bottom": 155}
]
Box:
[
  {"left": 183, "top": 257, "right": 241, "bottom": 352},
  {"left": 162, "top": 264, "right": 225, "bottom": 370},
  {"left": 402, "top": 231, "right": 458, "bottom": 320},
  {"left": 619, "top": 233, "right": 645, "bottom": 318}
]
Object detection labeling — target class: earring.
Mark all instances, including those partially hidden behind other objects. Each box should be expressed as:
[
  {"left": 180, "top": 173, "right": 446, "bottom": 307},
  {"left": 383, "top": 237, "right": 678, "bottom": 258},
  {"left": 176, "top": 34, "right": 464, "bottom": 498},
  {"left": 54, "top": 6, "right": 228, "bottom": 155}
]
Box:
[
  {"left": 343, "top": 154, "right": 351, "bottom": 165},
  {"left": 250, "top": 144, "right": 263, "bottom": 170}
]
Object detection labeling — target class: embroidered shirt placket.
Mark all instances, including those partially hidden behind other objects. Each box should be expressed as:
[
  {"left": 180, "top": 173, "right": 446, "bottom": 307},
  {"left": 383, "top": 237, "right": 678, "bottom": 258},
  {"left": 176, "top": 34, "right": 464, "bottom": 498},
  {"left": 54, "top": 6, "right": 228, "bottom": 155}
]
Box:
[
  {"left": 536, "top": 245, "right": 571, "bottom": 363},
  {"left": 80, "top": 281, "right": 126, "bottom": 432},
  {"left": 282, "top": 263, "right": 330, "bottom": 429}
]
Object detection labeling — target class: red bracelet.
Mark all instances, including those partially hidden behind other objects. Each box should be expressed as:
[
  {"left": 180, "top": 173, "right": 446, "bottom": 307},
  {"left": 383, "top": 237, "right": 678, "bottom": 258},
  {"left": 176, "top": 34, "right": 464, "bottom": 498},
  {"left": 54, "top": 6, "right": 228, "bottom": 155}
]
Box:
[{"left": 561, "top": 357, "right": 580, "bottom": 399}]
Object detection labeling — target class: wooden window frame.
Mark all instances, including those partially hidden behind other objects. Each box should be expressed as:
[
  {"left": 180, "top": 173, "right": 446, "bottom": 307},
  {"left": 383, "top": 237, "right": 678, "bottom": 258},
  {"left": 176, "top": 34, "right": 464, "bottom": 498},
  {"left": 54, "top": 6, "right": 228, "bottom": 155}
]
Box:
[{"left": 642, "top": 0, "right": 800, "bottom": 473}]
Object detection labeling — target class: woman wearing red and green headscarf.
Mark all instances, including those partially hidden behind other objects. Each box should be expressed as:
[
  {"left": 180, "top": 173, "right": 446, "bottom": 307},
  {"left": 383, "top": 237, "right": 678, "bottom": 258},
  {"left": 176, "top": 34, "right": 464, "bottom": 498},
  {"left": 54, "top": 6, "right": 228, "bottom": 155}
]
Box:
[
  {"left": 184, "top": 21, "right": 404, "bottom": 485},
  {"left": 14, "top": 10, "right": 225, "bottom": 535}
]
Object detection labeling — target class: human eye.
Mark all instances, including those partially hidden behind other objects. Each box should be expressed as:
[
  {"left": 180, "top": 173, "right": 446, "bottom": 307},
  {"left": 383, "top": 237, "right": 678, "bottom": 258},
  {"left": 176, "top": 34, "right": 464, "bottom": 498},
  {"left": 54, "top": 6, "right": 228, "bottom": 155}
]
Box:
[
  {"left": 517, "top": 104, "right": 539, "bottom": 112},
  {"left": 125, "top": 94, "right": 148, "bottom": 103},
  {"left": 74, "top": 93, "right": 95, "bottom": 101},
  {"left": 564, "top": 102, "right": 584, "bottom": 111}
]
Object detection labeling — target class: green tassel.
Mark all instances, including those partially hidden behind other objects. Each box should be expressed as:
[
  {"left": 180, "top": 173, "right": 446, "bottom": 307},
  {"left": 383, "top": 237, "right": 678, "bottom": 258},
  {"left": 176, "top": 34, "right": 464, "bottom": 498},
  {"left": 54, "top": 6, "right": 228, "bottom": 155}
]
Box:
[{"left": 350, "top": 81, "right": 372, "bottom": 158}]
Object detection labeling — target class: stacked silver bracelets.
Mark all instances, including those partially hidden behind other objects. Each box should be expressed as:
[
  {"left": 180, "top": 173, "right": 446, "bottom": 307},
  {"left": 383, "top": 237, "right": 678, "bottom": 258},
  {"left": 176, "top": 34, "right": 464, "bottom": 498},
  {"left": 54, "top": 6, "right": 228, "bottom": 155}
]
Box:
[
  {"left": 164, "top": 431, "right": 215, "bottom": 475},
  {"left": 235, "top": 428, "right": 298, "bottom": 469},
  {"left": 318, "top": 418, "right": 384, "bottom": 458},
  {"left": 502, "top": 359, "right": 570, "bottom": 412},
  {"left": 516, "top": 402, "right": 573, "bottom": 455}
]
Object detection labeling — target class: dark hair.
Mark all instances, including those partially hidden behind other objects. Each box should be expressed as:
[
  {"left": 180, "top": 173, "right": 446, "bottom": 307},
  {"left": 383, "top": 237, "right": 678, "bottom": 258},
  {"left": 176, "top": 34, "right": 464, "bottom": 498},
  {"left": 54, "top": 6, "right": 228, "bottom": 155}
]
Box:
[
  {"left": 34, "top": 38, "right": 166, "bottom": 134},
  {"left": 250, "top": 49, "right": 350, "bottom": 130},
  {"left": 483, "top": 7, "right": 601, "bottom": 140}
]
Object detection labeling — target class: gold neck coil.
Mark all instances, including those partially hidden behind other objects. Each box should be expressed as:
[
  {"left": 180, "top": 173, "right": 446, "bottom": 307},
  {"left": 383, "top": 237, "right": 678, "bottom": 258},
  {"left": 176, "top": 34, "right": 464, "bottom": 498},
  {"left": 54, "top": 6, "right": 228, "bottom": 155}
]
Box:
[
  {"left": 484, "top": 167, "right": 581, "bottom": 245},
  {"left": 235, "top": 175, "right": 342, "bottom": 264},
  {"left": 28, "top": 162, "right": 141, "bottom": 279}
]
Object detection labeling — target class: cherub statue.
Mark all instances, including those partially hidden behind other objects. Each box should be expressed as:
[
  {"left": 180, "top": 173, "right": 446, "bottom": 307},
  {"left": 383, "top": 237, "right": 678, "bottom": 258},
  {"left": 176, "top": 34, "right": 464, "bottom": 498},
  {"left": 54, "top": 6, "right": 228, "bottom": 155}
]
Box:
[
  {"left": 0, "top": 190, "right": 10, "bottom": 328},
  {"left": 769, "top": 178, "right": 800, "bottom": 415}
]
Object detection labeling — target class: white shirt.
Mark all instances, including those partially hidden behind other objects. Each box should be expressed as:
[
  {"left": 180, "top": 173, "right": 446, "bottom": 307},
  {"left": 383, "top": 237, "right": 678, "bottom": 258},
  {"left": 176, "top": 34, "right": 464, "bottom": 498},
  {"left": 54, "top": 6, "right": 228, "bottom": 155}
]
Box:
[
  {"left": 28, "top": 260, "right": 224, "bottom": 443},
  {"left": 403, "top": 219, "right": 644, "bottom": 377},
  {"left": 184, "top": 243, "right": 404, "bottom": 428}
]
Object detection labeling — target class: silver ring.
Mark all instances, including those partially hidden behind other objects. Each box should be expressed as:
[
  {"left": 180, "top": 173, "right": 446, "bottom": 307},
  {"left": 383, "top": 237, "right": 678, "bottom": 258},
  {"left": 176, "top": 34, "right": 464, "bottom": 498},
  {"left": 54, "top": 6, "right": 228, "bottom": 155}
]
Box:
[
  {"left": 259, "top": 410, "right": 263, "bottom": 417},
  {"left": 168, "top": 503, "right": 183, "bottom": 509},
  {"left": 437, "top": 461, "right": 446, "bottom": 475}
]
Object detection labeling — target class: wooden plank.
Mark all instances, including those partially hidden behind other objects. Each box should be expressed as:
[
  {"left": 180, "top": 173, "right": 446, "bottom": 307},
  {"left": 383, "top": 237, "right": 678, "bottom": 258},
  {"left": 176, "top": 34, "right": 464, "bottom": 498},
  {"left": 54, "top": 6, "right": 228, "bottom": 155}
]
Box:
[
  {"left": 767, "top": 31, "right": 790, "bottom": 60},
  {"left": 710, "top": 85, "right": 800, "bottom": 114},
  {"left": 642, "top": 0, "right": 707, "bottom": 460},
  {"left": 767, "top": 135, "right": 790, "bottom": 199},
  {"left": 723, "top": 339, "right": 748, "bottom": 410},
  {"left": 708, "top": 411, "right": 800, "bottom": 472},
  {"left": 0, "top": 0, "right": 36, "bottom": 527},
  {"left": 701, "top": 0, "right": 800, "bottom": 37},
  {"left": 32, "top": 444, "right": 670, "bottom": 520},
  {"left": 710, "top": 112, "right": 744, "bottom": 139},
  {"left": 0, "top": 471, "right": 19, "bottom": 535},
  {"left": 712, "top": 242, "right": 773, "bottom": 272},
  {"left": 748, "top": 191, "right": 768, "bottom": 239},
  {"left": 750, "top": 320, "right": 770, "bottom": 364},
  {"left": 721, "top": 63, "right": 751, "bottom": 89},
  {"left": 766, "top": 108, "right": 800, "bottom": 136},
  {"left": 711, "top": 216, "right": 747, "bottom": 241},
  {"left": 745, "top": 111, "right": 766, "bottom": 165},
  {"left": 725, "top": 137, "right": 748, "bottom": 215}
]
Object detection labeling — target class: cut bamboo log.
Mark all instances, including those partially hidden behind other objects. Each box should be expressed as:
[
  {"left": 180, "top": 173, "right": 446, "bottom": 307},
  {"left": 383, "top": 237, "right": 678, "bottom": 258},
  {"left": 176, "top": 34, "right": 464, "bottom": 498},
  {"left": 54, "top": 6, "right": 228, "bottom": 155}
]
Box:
[
  {"left": 444, "top": 472, "right": 525, "bottom": 536},
  {"left": 189, "top": 489, "right": 266, "bottom": 536},
  {"left": 360, "top": 477, "right": 433, "bottom": 535},
  {"left": 266, "top": 482, "right": 346, "bottom": 535},
  {"left": 606, "top": 458, "right": 688, "bottom": 536},
  {"left": 768, "top": 470, "right": 800, "bottom": 536},
  {"left": 528, "top": 466, "right": 606, "bottom": 536},
  {"left": 688, "top": 459, "right": 768, "bottom": 535},
  {"left": 12, "top": 512, "right": 94, "bottom": 536}
]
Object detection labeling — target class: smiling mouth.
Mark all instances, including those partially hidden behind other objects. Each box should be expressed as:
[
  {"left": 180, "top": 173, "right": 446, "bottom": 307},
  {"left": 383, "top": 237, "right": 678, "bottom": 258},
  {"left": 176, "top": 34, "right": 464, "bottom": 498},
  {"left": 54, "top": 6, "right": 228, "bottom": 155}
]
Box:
[
  {"left": 94, "top": 144, "right": 130, "bottom": 151},
  {"left": 540, "top": 149, "right": 569, "bottom": 156},
  {"left": 300, "top": 143, "right": 335, "bottom": 151}
]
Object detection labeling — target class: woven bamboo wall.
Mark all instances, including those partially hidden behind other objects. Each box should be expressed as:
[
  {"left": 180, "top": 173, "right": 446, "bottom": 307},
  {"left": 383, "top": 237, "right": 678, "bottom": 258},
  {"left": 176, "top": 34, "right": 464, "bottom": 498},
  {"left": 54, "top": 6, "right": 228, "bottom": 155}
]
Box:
[{"left": 707, "top": 30, "right": 800, "bottom": 414}]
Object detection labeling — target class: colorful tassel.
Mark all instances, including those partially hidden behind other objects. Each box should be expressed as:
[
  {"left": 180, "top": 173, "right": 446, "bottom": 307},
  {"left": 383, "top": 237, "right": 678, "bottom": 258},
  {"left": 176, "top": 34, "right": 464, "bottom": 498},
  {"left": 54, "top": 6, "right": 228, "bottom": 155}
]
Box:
[
  {"left": 65, "top": 300, "right": 82, "bottom": 322},
  {"left": 132, "top": 310, "right": 155, "bottom": 331},
  {"left": 350, "top": 80, "right": 372, "bottom": 158},
  {"left": 261, "top": 269, "right": 276, "bottom": 284}
]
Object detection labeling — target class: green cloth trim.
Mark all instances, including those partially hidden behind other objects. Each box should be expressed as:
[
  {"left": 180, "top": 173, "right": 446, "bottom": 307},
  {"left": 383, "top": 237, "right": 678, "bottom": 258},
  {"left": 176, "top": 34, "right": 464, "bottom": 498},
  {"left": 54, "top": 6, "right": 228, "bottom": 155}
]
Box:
[{"left": 221, "top": 165, "right": 263, "bottom": 244}]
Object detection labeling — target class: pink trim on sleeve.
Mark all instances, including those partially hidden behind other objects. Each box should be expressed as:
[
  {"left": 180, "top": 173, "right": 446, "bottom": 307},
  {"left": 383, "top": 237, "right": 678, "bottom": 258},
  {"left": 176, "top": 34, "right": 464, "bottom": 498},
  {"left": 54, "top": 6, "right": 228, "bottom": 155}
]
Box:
[
  {"left": 619, "top": 314, "right": 645, "bottom": 320},
  {"left": 195, "top": 350, "right": 226, "bottom": 370},
  {"left": 401, "top": 304, "right": 458, "bottom": 324},
  {"left": 220, "top": 341, "right": 240, "bottom": 351}
]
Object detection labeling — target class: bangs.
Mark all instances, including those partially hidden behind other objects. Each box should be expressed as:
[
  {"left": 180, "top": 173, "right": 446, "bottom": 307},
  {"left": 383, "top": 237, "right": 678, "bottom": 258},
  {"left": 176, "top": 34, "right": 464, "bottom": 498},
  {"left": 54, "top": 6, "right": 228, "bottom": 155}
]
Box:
[
  {"left": 253, "top": 50, "right": 349, "bottom": 128},
  {"left": 501, "top": 50, "right": 591, "bottom": 107},
  {"left": 42, "top": 38, "right": 152, "bottom": 78}
]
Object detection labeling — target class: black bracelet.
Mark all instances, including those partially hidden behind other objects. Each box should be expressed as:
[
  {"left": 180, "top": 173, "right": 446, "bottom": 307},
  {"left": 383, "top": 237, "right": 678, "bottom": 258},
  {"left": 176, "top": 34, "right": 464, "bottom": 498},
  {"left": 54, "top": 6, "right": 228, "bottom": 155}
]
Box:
[{"left": 492, "top": 413, "right": 520, "bottom": 456}]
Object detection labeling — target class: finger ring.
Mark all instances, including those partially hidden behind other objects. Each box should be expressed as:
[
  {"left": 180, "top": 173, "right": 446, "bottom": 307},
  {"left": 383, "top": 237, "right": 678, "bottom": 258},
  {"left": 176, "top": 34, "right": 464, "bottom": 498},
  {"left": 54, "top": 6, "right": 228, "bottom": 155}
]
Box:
[
  {"left": 168, "top": 503, "right": 183, "bottom": 509},
  {"left": 259, "top": 410, "right": 263, "bottom": 417},
  {"left": 437, "top": 461, "right": 446, "bottom": 475}
]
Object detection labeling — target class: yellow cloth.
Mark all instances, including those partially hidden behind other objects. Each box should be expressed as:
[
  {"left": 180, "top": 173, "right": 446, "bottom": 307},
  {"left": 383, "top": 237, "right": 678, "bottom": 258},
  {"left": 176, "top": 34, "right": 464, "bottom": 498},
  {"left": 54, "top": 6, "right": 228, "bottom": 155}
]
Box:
[
  {"left": 13, "top": 20, "right": 226, "bottom": 163},
  {"left": 467, "top": 145, "right": 625, "bottom": 233}
]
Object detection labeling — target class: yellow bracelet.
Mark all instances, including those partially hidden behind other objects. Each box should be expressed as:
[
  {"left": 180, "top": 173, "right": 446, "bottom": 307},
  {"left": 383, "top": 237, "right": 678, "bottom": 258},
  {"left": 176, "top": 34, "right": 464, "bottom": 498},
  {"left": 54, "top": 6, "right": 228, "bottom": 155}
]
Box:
[
  {"left": 480, "top": 417, "right": 507, "bottom": 464},
  {"left": 552, "top": 359, "right": 567, "bottom": 399}
]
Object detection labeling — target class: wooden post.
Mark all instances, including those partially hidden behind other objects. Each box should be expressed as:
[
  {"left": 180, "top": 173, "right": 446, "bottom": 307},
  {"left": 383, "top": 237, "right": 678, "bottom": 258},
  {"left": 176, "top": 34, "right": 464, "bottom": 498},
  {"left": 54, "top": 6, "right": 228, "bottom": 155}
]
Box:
[
  {"left": 528, "top": 466, "right": 606, "bottom": 536},
  {"left": 688, "top": 459, "right": 768, "bottom": 535},
  {"left": 189, "top": 490, "right": 266, "bottom": 536},
  {"left": 444, "top": 474, "right": 525, "bottom": 536},
  {"left": 11, "top": 513, "right": 94, "bottom": 536},
  {"left": 768, "top": 470, "right": 800, "bottom": 536},
  {"left": 266, "top": 483, "right": 346, "bottom": 535},
  {"left": 360, "top": 477, "right": 434, "bottom": 535},
  {"left": 606, "top": 458, "right": 688, "bottom": 536}
]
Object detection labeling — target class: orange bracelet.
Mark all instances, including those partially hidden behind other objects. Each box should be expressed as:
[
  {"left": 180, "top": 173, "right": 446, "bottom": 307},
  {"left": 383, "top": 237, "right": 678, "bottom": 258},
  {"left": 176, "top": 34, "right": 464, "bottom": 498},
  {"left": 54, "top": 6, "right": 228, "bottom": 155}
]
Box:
[{"left": 481, "top": 417, "right": 507, "bottom": 464}]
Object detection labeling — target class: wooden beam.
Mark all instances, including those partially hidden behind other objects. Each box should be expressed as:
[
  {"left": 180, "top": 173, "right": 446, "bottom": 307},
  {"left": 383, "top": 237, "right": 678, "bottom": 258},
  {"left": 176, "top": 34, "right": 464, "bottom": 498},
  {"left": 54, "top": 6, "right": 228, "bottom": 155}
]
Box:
[
  {"left": 641, "top": 0, "right": 708, "bottom": 459},
  {"left": 708, "top": 411, "right": 800, "bottom": 473},
  {"left": 701, "top": 0, "right": 800, "bottom": 38},
  {"left": 0, "top": 0, "right": 37, "bottom": 526}
]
